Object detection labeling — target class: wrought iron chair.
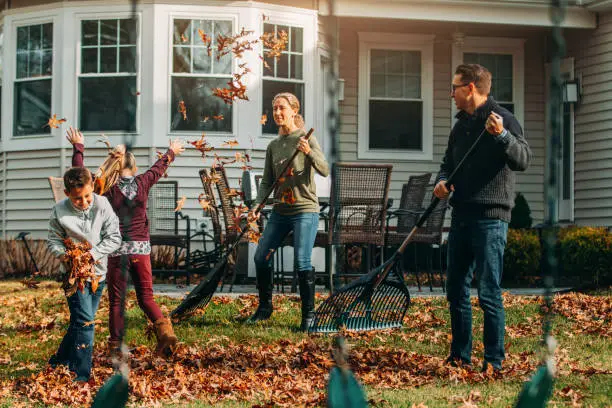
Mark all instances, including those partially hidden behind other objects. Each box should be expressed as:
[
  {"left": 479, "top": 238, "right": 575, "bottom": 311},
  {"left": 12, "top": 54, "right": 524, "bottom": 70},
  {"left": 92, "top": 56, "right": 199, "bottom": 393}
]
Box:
[
  {"left": 385, "top": 173, "right": 432, "bottom": 289},
  {"left": 323, "top": 163, "right": 393, "bottom": 287},
  {"left": 148, "top": 181, "right": 194, "bottom": 283}
]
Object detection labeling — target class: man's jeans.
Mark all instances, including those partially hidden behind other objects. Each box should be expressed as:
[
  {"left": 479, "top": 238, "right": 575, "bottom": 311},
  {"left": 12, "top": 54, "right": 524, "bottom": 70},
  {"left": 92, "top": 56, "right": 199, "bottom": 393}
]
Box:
[
  {"left": 446, "top": 217, "right": 508, "bottom": 369},
  {"left": 254, "top": 211, "right": 319, "bottom": 274},
  {"left": 49, "top": 280, "right": 105, "bottom": 381}
]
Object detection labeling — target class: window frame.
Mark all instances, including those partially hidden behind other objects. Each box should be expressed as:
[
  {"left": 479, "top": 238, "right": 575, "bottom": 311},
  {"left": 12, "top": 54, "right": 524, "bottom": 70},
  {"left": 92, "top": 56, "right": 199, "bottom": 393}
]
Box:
[
  {"left": 75, "top": 13, "right": 142, "bottom": 135},
  {"left": 451, "top": 36, "right": 525, "bottom": 126},
  {"left": 12, "top": 19, "right": 55, "bottom": 138},
  {"left": 167, "top": 15, "right": 237, "bottom": 135},
  {"left": 260, "top": 20, "right": 306, "bottom": 137},
  {"left": 358, "top": 32, "right": 434, "bottom": 161}
]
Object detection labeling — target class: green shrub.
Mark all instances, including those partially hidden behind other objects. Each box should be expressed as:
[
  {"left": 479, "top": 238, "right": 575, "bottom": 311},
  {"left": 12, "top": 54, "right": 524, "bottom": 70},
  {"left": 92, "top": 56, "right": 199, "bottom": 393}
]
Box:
[
  {"left": 503, "top": 228, "right": 540, "bottom": 283},
  {"left": 558, "top": 227, "right": 611, "bottom": 285},
  {"left": 509, "top": 192, "right": 533, "bottom": 229}
]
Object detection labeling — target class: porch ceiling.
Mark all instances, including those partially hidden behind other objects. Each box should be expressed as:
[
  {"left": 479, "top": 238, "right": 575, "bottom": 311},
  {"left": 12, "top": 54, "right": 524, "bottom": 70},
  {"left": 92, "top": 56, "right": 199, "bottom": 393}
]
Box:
[{"left": 319, "top": 0, "right": 596, "bottom": 29}]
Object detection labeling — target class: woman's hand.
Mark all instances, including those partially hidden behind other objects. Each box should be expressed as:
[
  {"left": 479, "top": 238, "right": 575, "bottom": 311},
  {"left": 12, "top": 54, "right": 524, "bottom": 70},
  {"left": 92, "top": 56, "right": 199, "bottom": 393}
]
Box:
[
  {"left": 65, "top": 127, "right": 84, "bottom": 145},
  {"left": 169, "top": 138, "right": 185, "bottom": 156},
  {"left": 297, "top": 136, "right": 311, "bottom": 155}
]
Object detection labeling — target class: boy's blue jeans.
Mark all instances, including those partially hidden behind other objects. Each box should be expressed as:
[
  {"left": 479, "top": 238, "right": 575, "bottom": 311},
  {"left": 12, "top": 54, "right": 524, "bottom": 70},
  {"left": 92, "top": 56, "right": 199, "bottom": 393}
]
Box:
[
  {"left": 254, "top": 211, "right": 319, "bottom": 274},
  {"left": 446, "top": 217, "right": 508, "bottom": 369},
  {"left": 49, "top": 280, "right": 105, "bottom": 381}
]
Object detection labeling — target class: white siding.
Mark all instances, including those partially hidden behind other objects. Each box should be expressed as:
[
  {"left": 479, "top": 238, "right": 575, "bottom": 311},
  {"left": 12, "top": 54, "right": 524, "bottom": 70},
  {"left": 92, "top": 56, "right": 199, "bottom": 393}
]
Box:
[{"left": 568, "top": 11, "right": 612, "bottom": 226}]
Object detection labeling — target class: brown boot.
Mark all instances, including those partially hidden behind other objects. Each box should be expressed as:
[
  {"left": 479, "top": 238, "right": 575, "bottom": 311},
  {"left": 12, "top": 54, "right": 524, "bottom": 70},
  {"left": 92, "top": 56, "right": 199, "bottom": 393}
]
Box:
[
  {"left": 108, "top": 339, "right": 121, "bottom": 358},
  {"left": 153, "top": 317, "right": 178, "bottom": 358}
]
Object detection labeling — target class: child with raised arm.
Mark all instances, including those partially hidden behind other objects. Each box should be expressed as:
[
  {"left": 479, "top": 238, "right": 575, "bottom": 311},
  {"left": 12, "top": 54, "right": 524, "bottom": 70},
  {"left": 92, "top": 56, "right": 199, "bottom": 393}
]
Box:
[
  {"left": 47, "top": 166, "right": 121, "bottom": 381},
  {"left": 66, "top": 127, "right": 185, "bottom": 357}
]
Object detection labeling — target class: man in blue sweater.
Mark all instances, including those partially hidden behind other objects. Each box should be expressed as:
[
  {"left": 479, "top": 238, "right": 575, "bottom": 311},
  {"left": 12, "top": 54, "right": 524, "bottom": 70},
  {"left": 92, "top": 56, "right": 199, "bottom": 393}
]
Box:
[{"left": 434, "top": 64, "right": 531, "bottom": 372}]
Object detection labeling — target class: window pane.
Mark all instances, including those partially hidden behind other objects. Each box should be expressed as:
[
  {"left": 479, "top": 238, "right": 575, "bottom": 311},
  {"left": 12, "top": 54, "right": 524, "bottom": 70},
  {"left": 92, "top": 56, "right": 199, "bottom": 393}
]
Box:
[
  {"left": 276, "top": 53, "right": 289, "bottom": 78},
  {"left": 82, "top": 20, "right": 98, "bottom": 46},
  {"left": 464, "top": 52, "right": 513, "bottom": 102},
  {"left": 16, "top": 52, "right": 28, "bottom": 79},
  {"left": 403, "top": 51, "right": 420, "bottom": 74},
  {"left": 119, "top": 46, "right": 136, "bottom": 73},
  {"left": 30, "top": 25, "right": 41, "bottom": 50},
  {"left": 369, "top": 100, "right": 422, "bottom": 150},
  {"left": 493, "top": 78, "right": 512, "bottom": 102},
  {"left": 290, "top": 54, "right": 302, "bottom": 79},
  {"left": 100, "top": 20, "right": 118, "bottom": 46},
  {"left": 386, "top": 74, "right": 403, "bottom": 98},
  {"left": 193, "top": 47, "right": 211, "bottom": 73},
  {"left": 213, "top": 51, "right": 231, "bottom": 75},
  {"left": 81, "top": 48, "right": 98, "bottom": 73},
  {"left": 214, "top": 20, "right": 231, "bottom": 37},
  {"left": 173, "top": 47, "right": 191, "bottom": 73},
  {"left": 13, "top": 79, "right": 52, "bottom": 136},
  {"left": 371, "top": 74, "right": 385, "bottom": 97},
  {"left": 290, "top": 27, "right": 303, "bottom": 53},
  {"left": 42, "top": 23, "right": 53, "bottom": 49},
  {"left": 497, "top": 54, "right": 512, "bottom": 78},
  {"left": 263, "top": 54, "right": 274, "bottom": 76},
  {"left": 370, "top": 50, "right": 386, "bottom": 74},
  {"left": 119, "top": 19, "right": 136, "bottom": 45},
  {"left": 17, "top": 26, "right": 28, "bottom": 51},
  {"left": 79, "top": 76, "right": 137, "bottom": 132},
  {"left": 263, "top": 23, "right": 274, "bottom": 36},
  {"left": 370, "top": 49, "right": 421, "bottom": 99},
  {"left": 405, "top": 75, "right": 420, "bottom": 99},
  {"left": 386, "top": 51, "right": 403, "bottom": 74},
  {"left": 28, "top": 50, "right": 42, "bottom": 77},
  {"left": 193, "top": 20, "right": 212, "bottom": 41},
  {"left": 261, "top": 80, "right": 304, "bottom": 134},
  {"left": 100, "top": 47, "right": 117, "bottom": 73},
  {"left": 170, "top": 77, "right": 233, "bottom": 132},
  {"left": 499, "top": 103, "right": 514, "bottom": 113},
  {"left": 173, "top": 19, "right": 191, "bottom": 45}
]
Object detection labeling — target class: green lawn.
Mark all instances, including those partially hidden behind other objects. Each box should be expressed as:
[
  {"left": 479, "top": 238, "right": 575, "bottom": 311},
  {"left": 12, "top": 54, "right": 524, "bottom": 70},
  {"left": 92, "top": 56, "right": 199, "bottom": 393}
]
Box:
[{"left": 0, "top": 281, "right": 609, "bottom": 407}]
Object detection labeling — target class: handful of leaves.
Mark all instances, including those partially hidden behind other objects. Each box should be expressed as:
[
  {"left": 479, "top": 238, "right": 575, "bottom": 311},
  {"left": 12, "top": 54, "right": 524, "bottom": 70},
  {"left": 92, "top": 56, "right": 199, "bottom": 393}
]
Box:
[{"left": 62, "top": 238, "right": 98, "bottom": 297}]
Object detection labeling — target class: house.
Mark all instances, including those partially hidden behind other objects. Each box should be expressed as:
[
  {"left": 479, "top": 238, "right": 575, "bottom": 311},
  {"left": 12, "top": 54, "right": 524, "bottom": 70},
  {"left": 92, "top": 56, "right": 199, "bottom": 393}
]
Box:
[{"left": 0, "top": 0, "right": 609, "bottom": 251}]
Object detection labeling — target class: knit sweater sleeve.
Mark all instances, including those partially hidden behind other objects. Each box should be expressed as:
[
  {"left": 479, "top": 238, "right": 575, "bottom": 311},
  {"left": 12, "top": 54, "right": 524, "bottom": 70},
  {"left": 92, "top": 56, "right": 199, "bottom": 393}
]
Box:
[
  {"left": 47, "top": 206, "right": 66, "bottom": 258},
  {"left": 495, "top": 116, "right": 531, "bottom": 172},
  {"left": 138, "top": 149, "right": 176, "bottom": 193},
  {"left": 89, "top": 196, "right": 121, "bottom": 261},
  {"left": 72, "top": 143, "right": 85, "bottom": 167},
  {"left": 306, "top": 134, "right": 329, "bottom": 177},
  {"left": 254, "top": 144, "right": 274, "bottom": 206},
  {"left": 437, "top": 129, "right": 455, "bottom": 182}
]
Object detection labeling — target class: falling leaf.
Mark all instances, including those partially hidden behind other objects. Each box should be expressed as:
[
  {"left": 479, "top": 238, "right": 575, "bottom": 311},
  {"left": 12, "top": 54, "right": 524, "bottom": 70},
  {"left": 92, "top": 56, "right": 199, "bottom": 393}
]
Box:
[
  {"left": 198, "top": 194, "right": 213, "bottom": 211},
  {"left": 175, "top": 196, "right": 187, "bottom": 212},
  {"left": 212, "top": 114, "right": 224, "bottom": 121},
  {"left": 178, "top": 101, "right": 187, "bottom": 120},
  {"left": 189, "top": 133, "right": 214, "bottom": 158},
  {"left": 44, "top": 114, "right": 67, "bottom": 129},
  {"left": 260, "top": 114, "right": 267, "bottom": 125},
  {"left": 280, "top": 188, "right": 296, "bottom": 204},
  {"left": 222, "top": 139, "right": 239, "bottom": 148},
  {"left": 20, "top": 278, "right": 40, "bottom": 289},
  {"left": 181, "top": 33, "right": 188, "bottom": 43},
  {"left": 201, "top": 116, "right": 210, "bottom": 123}
]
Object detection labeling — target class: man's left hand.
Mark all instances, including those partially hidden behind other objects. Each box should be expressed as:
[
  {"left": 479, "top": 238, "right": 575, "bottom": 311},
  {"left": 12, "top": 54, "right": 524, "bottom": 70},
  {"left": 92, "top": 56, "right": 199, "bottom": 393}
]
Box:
[{"left": 486, "top": 112, "right": 504, "bottom": 136}]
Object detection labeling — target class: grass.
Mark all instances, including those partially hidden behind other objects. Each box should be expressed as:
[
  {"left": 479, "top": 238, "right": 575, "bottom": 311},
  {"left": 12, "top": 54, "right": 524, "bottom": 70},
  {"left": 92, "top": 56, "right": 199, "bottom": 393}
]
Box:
[{"left": 0, "top": 280, "right": 610, "bottom": 407}]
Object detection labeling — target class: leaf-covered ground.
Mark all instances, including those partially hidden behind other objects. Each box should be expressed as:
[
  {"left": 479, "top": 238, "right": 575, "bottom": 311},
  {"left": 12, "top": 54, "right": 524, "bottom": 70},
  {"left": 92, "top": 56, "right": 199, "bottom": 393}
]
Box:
[{"left": 0, "top": 281, "right": 609, "bottom": 407}]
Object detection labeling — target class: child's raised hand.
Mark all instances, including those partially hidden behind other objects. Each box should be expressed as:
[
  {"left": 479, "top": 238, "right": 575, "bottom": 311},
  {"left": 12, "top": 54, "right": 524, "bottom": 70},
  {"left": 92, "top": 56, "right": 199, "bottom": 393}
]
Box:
[
  {"left": 65, "top": 126, "right": 84, "bottom": 145},
  {"left": 169, "top": 138, "right": 185, "bottom": 156}
]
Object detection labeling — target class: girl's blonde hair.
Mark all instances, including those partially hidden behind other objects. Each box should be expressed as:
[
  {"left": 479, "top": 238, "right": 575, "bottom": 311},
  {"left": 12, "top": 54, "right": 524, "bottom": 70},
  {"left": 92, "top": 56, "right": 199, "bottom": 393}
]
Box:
[
  {"left": 272, "top": 92, "right": 305, "bottom": 130},
  {"left": 93, "top": 141, "right": 136, "bottom": 195}
]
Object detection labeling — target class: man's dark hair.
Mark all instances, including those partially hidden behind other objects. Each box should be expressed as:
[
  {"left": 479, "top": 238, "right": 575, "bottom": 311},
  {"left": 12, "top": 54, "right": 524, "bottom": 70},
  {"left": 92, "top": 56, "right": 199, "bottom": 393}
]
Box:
[
  {"left": 455, "top": 64, "right": 492, "bottom": 95},
  {"left": 63, "top": 167, "right": 93, "bottom": 192}
]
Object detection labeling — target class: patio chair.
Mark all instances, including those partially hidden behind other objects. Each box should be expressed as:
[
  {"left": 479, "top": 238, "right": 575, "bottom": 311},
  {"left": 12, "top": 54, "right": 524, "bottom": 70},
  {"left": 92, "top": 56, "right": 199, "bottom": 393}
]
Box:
[
  {"left": 48, "top": 176, "right": 65, "bottom": 203},
  {"left": 148, "top": 181, "right": 194, "bottom": 283},
  {"left": 325, "top": 163, "right": 393, "bottom": 287},
  {"left": 386, "top": 173, "right": 432, "bottom": 289}
]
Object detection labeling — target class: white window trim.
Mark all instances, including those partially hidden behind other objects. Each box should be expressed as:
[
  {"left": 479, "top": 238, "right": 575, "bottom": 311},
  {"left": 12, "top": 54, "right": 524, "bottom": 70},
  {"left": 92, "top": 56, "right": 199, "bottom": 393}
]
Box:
[
  {"left": 9, "top": 17, "right": 57, "bottom": 140},
  {"left": 75, "top": 12, "right": 142, "bottom": 136},
  {"left": 166, "top": 11, "right": 239, "bottom": 137},
  {"left": 451, "top": 36, "right": 525, "bottom": 126},
  {"left": 358, "top": 32, "right": 434, "bottom": 161},
  {"left": 255, "top": 7, "right": 316, "bottom": 149}
]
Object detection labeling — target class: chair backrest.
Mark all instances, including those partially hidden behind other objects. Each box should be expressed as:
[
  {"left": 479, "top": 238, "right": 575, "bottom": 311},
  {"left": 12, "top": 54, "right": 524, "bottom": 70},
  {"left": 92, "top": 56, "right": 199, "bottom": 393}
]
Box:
[
  {"left": 199, "top": 169, "right": 223, "bottom": 244},
  {"left": 147, "top": 181, "right": 179, "bottom": 235},
  {"left": 328, "top": 163, "right": 392, "bottom": 246},
  {"left": 212, "top": 165, "right": 237, "bottom": 240},
  {"left": 48, "top": 177, "right": 65, "bottom": 203},
  {"left": 415, "top": 184, "right": 449, "bottom": 244},
  {"left": 397, "top": 173, "right": 432, "bottom": 233}
]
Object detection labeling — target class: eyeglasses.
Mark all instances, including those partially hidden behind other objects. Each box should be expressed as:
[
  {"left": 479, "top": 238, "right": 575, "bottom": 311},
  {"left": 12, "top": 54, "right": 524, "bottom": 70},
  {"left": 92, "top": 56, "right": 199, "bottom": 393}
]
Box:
[{"left": 451, "top": 83, "right": 471, "bottom": 93}]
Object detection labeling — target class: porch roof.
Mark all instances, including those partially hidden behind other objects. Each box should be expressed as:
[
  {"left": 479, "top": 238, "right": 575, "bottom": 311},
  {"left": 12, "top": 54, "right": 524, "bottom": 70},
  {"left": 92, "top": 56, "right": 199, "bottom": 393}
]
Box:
[{"left": 319, "top": 0, "right": 597, "bottom": 29}]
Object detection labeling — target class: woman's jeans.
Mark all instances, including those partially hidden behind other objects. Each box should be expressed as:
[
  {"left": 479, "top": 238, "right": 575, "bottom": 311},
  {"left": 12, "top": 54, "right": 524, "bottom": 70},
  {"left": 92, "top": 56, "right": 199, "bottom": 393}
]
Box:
[
  {"left": 446, "top": 217, "right": 508, "bottom": 369},
  {"left": 49, "top": 280, "right": 105, "bottom": 381},
  {"left": 254, "top": 211, "right": 319, "bottom": 274}
]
